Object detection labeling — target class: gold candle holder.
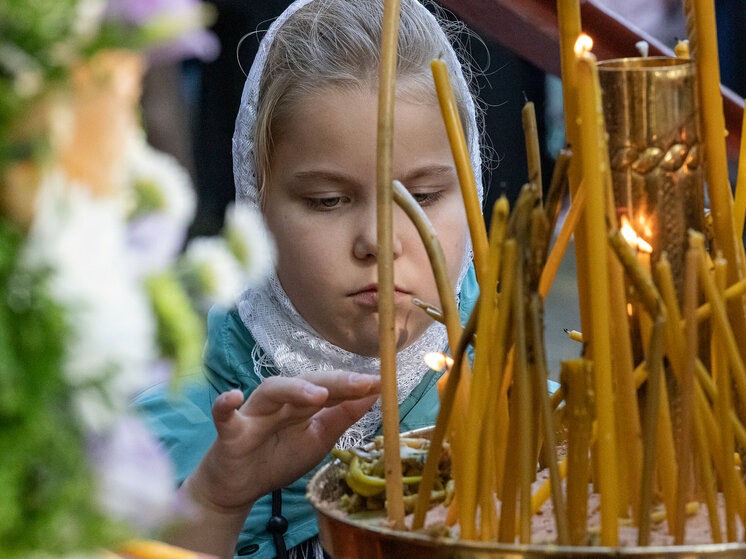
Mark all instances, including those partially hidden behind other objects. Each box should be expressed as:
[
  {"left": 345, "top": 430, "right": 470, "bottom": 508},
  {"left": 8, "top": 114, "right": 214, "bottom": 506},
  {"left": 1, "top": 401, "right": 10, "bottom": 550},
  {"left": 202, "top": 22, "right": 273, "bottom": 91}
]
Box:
[{"left": 598, "top": 57, "right": 704, "bottom": 297}]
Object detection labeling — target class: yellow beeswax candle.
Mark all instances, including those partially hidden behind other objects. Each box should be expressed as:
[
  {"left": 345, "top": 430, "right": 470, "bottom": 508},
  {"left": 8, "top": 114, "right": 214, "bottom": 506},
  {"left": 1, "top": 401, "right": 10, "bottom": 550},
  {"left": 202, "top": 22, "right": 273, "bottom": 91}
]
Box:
[
  {"left": 431, "top": 58, "right": 488, "bottom": 281},
  {"left": 574, "top": 35, "right": 619, "bottom": 545},
  {"left": 713, "top": 258, "right": 738, "bottom": 541},
  {"left": 522, "top": 99, "right": 543, "bottom": 194},
  {"left": 557, "top": 0, "right": 594, "bottom": 345},
  {"left": 691, "top": 0, "right": 746, "bottom": 320},
  {"left": 675, "top": 39, "right": 691, "bottom": 58},
  {"left": 539, "top": 181, "right": 586, "bottom": 298},
  {"left": 734, "top": 100, "right": 746, "bottom": 239},
  {"left": 376, "top": 0, "right": 404, "bottom": 528}
]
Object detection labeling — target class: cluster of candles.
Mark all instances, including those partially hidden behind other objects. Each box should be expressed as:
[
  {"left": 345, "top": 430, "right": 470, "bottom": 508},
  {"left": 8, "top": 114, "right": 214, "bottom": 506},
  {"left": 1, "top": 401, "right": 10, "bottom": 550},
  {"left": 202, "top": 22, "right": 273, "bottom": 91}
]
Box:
[{"left": 372, "top": 0, "right": 746, "bottom": 548}]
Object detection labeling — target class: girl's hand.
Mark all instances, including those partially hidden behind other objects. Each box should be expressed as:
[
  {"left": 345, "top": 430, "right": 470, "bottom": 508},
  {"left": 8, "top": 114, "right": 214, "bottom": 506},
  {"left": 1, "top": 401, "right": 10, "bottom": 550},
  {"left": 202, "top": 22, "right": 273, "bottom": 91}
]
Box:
[{"left": 185, "top": 370, "right": 380, "bottom": 516}]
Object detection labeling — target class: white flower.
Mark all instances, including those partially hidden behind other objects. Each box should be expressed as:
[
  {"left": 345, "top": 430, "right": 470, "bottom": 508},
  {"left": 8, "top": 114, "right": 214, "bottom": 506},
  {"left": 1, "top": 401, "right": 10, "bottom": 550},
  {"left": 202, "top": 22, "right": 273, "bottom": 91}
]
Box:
[
  {"left": 223, "top": 203, "right": 275, "bottom": 288},
  {"left": 21, "top": 172, "right": 157, "bottom": 432},
  {"left": 182, "top": 236, "right": 245, "bottom": 307},
  {"left": 125, "top": 137, "right": 197, "bottom": 275},
  {"left": 126, "top": 137, "right": 196, "bottom": 227}
]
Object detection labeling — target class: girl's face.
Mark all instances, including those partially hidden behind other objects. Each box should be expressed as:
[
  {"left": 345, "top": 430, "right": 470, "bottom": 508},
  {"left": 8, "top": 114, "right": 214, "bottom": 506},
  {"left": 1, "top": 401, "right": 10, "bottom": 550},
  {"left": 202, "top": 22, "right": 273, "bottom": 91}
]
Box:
[{"left": 262, "top": 87, "right": 468, "bottom": 357}]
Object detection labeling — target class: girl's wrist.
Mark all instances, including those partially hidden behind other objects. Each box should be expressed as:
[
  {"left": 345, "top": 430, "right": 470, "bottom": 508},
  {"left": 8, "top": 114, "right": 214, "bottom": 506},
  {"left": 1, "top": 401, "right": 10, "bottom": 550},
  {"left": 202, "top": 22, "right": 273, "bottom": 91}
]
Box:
[{"left": 182, "top": 472, "right": 256, "bottom": 518}]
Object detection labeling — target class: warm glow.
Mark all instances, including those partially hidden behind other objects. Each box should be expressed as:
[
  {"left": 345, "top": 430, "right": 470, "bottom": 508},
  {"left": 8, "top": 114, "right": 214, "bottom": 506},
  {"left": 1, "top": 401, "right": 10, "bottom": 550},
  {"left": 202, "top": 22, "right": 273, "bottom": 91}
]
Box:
[
  {"left": 620, "top": 216, "right": 653, "bottom": 254},
  {"left": 627, "top": 303, "right": 634, "bottom": 317},
  {"left": 574, "top": 34, "right": 594, "bottom": 57},
  {"left": 424, "top": 352, "right": 454, "bottom": 371}
]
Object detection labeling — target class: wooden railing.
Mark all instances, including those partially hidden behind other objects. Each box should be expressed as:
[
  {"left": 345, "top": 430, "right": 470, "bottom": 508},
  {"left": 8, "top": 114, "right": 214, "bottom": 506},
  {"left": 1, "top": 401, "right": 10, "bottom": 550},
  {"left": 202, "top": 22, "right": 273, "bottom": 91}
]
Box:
[{"left": 438, "top": 0, "right": 744, "bottom": 159}]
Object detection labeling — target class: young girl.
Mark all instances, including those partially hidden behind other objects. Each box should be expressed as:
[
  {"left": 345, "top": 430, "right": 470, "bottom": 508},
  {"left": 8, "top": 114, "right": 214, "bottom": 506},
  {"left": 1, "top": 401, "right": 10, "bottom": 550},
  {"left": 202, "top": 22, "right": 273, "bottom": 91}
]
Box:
[{"left": 136, "top": 0, "right": 483, "bottom": 557}]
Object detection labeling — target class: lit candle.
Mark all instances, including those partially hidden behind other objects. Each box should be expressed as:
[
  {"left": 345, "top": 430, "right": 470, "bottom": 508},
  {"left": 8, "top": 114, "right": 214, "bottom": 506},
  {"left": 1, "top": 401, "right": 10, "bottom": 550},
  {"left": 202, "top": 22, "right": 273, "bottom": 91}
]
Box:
[
  {"left": 557, "top": 0, "right": 594, "bottom": 346},
  {"left": 430, "top": 58, "right": 489, "bottom": 281},
  {"left": 376, "top": 0, "right": 404, "bottom": 528},
  {"left": 574, "top": 34, "right": 619, "bottom": 546}
]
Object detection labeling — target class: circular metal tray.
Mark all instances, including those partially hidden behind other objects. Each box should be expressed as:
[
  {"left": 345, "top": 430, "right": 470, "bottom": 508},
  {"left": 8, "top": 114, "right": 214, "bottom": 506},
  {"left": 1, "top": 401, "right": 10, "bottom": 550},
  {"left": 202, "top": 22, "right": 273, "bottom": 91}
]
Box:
[{"left": 308, "top": 428, "right": 746, "bottom": 558}]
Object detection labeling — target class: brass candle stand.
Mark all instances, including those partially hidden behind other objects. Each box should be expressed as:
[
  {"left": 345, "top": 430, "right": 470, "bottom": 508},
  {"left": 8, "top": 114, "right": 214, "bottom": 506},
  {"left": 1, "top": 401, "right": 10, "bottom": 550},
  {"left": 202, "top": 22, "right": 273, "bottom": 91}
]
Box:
[{"left": 598, "top": 56, "right": 704, "bottom": 297}]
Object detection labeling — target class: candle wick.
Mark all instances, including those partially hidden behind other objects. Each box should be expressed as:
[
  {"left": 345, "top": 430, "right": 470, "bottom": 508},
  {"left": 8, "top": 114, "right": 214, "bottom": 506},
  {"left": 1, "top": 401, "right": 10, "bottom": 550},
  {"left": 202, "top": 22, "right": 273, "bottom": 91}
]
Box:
[{"left": 522, "top": 90, "right": 529, "bottom": 104}]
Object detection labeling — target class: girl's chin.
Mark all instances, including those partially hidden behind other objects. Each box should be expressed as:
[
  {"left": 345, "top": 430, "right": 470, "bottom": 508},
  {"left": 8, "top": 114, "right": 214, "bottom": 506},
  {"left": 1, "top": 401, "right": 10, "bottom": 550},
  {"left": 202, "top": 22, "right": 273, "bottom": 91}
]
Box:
[{"left": 332, "top": 329, "right": 425, "bottom": 358}]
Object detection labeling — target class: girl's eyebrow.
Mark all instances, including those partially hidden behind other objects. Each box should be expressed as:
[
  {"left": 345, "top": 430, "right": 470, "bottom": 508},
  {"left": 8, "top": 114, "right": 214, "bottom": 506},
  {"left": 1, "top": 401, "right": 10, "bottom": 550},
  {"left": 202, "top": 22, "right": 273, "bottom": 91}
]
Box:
[
  {"left": 402, "top": 165, "right": 456, "bottom": 182},
  {"left": 291, "top": 169, "right": 363, "bottom": 188},
  {"left": 291, "top": 165, "right": 455, "bottom": 187}
]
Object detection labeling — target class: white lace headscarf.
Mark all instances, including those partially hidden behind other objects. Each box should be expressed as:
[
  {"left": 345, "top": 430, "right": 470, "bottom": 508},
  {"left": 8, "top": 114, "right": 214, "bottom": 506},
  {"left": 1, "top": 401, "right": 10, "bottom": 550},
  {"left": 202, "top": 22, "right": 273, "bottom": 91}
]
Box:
[{"left": 233, "top": 0, "right": 482, "bottom": 450}]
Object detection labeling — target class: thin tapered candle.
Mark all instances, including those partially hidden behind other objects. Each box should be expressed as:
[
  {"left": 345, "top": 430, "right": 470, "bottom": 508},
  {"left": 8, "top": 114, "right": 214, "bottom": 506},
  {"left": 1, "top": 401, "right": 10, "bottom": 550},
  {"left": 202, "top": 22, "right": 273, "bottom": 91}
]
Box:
[
  {"left": 461, "top": 197, "right": 508, "bottom": 540},
  {"left": 689, "top": 0, "right": 746, "bottom": 335},
  {"left": 691, "top": 277, "right": 746, "bottom": 323},
  {"left": 513, "top": 222, "right": 534, "bottom": 544},
  {"left": 714, "top": 257, "right": 737, "bottom": 541},
  {"left": 430, "top": 58, "right": 488, "bottom": 281},
  {"left": 673, "top": 250, "right": 697, "bottom": 544},
  {"left": 530, "top": 294, "right": 569, "bottom": 544},
  {"left": 539, "top": 181, "right": 586, "bottom": 298},
  {"left": 637, "top": 316, "right": 666, "bottom": 546},
  {"left": 690, "top": 233, "right": 746, "bottom": 413},
  {"left": 557, "top": 0, "right": 593, "bottom": 348},
  {"left": 544, "top": 148, "right": 572, "bottom": 239},
  {"left": 392, "top": 181, "right": 461, "bottom": 346},
  {"left": 575, "top": 35, "right": 619, "bottom": 545},
  {"left": 734, "top": 100, "right": 746, "bottom": 239},
  {"left": 692, "top": 398, "right": 723, "bottom": 543},
  {"left": 489, "top": 240, "right": 517, "bottom": 502},
  {"left": 522, "top": 99, "right": 543, "bottom": 195},
  {"left": 376, "top": 0, "right": 404, "bottom": 527},
  {"left": 562, "top": 359, "right": 593, "bottom": 545},
  {"left": 410, "top": 308, "right": 474, "bottom": 530}
]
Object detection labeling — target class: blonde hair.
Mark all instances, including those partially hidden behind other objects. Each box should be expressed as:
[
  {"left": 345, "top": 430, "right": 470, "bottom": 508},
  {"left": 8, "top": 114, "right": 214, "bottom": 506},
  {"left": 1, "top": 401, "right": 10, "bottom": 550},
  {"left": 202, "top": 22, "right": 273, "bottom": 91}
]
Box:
[{"left": 252, "top": 0, "right": 478, "bottom": 201}]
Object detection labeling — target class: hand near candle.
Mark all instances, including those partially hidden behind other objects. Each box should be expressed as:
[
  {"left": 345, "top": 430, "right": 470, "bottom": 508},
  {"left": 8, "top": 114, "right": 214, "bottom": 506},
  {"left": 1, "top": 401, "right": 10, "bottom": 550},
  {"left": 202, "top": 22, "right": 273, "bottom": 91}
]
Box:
[{"left": 169, "top": 371, "right": 380, "bottom": 559}]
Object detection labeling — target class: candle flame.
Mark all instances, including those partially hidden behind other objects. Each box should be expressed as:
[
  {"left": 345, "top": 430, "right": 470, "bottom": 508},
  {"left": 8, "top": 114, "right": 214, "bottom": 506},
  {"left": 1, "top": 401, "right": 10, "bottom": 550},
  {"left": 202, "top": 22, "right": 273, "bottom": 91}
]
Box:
[
  {"left": 574, "top": 34, "right": 594, "bottom": 57},
  {"left": 620, "top": 216, "right": 653, "bottom": 254},
  {"left": 627, "top": 303, "right": 634, "bottom": 316},
  {"left": 424, "top": 352, "right": 453, "bottom": 371}
]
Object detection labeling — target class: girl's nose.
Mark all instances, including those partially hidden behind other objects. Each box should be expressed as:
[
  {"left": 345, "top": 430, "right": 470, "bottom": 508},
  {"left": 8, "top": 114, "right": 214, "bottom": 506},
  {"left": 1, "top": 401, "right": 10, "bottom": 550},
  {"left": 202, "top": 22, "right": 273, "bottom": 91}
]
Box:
[{"left": 352, "top": 206, "right": 403, "bottom": 261}]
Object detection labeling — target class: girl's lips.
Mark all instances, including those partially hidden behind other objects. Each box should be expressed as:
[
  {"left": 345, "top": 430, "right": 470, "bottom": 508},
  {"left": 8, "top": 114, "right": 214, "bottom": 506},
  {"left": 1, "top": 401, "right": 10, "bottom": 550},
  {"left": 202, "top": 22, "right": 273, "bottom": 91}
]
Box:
[{"left": 349, "top": 286, "right": 411, "bottom": 307}]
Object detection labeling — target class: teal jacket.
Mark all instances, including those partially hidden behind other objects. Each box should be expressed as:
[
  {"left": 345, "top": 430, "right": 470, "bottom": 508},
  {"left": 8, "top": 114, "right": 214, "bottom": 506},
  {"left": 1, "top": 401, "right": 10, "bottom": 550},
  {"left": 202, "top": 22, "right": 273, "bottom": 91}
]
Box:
[{"left": 135, "top": 267, "right": 479, "bottom": 558}]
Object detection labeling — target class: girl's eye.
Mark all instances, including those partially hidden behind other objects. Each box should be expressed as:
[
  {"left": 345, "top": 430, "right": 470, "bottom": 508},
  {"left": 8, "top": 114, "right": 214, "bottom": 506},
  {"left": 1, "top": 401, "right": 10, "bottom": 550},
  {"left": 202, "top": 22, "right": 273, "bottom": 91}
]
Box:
[
  {"left": 411, "top": 191, "right": 444, "bottom": 207},
  {"left": 306, "top": 196, "right": 344, "bottom": 210}
]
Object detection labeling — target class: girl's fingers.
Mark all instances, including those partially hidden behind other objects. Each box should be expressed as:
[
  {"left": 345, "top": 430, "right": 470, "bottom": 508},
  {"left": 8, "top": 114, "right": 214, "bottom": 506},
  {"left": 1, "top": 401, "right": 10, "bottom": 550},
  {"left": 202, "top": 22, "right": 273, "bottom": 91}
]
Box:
[
  {"left": 301, "top": 371, "right": 381, "bottom": 405},
  {"left": 242, "top": 376, "right": 330, "bottom": 417},
  {"left": 211, "top": 389, "right": 245, "bottom": 428},
  {"left": 311, "top": 395, "right": 380, "bottom": 442}
]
